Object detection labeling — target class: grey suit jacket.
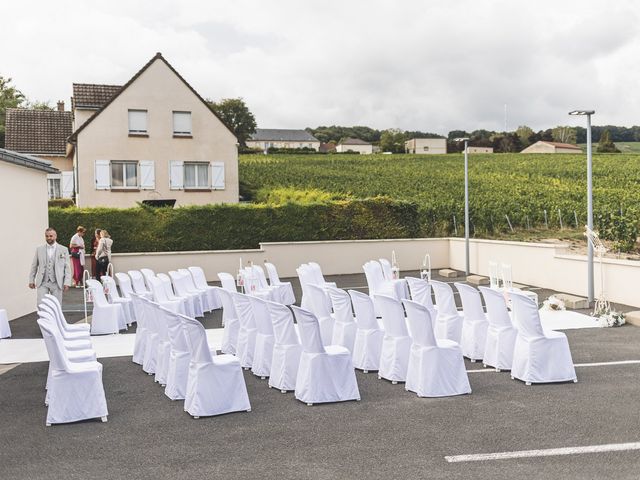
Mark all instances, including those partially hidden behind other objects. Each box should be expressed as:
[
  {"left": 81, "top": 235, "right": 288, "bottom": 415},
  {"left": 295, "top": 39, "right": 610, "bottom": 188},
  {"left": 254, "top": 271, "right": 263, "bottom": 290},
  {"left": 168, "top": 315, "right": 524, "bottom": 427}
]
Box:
[{"left": 29, "top": 243, "right": 72, "bottom": 289}]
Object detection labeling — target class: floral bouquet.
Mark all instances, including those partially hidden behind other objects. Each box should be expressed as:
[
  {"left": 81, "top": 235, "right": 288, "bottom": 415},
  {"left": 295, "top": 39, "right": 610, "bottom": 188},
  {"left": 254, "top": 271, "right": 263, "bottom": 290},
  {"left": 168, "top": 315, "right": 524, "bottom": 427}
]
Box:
[
  {"left": 542, "top": 295, "right": 566, "bottom": 311},
  {"left": 596, "top": 311, "right": 626, "bottom": 328}
]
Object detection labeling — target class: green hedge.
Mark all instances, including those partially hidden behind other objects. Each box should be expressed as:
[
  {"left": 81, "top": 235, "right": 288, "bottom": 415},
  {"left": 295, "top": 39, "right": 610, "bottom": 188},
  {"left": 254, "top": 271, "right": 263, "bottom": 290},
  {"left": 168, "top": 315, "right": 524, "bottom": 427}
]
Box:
[{"left": 48, "top": 198, "right": 422, "bottom": 253}]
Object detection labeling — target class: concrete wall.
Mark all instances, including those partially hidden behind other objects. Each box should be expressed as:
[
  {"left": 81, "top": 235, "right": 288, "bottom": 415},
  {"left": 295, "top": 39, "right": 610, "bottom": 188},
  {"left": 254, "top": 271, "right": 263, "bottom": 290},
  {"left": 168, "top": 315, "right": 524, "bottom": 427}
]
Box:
[
  {"left": 336, "top": 144, "right": 373, "bottom": 154},
  {"left": 110, "top": 236, "right": 640, "bottom": 308},
  {"left": 0, "top": 162, "right": 49, "bottom": 319},
  {"left": 75, "top": 58, "right": 239, "bottom": 208}
]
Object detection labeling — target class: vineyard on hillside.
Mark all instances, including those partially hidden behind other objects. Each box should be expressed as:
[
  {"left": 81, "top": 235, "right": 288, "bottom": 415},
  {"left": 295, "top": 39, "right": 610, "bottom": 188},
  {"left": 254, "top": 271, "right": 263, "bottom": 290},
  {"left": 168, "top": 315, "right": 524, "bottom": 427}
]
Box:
[{"left": 239, "top": 153, "right": 640, "bottom": 250}]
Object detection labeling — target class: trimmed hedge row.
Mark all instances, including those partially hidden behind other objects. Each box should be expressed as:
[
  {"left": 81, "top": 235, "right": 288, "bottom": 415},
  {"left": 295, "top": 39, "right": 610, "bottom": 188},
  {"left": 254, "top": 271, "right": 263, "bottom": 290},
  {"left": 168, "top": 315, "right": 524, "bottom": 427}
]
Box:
[{"left": 48, "top": 198, "right": 422, "bottom": 253}]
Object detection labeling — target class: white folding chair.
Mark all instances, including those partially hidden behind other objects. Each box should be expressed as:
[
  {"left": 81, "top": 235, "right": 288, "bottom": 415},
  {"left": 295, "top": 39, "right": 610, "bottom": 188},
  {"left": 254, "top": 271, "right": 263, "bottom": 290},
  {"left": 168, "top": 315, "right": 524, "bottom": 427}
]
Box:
[
  {"left": 348, "top": 290, "right": 384, "bottom": 373},
  {"left": 291, "top": 306, "right": 360, "bottom": 406},
  {"left": 374, "top": 294, "right": 412, "bottom": 383},
  {"left": 230, "top": 291, "right": 257, "bottom": 369},
  {"left": 248, "top": 296, "right": 275, "bottom": 379},
  {"left": 179, "top": 268, "right": 213, "bottom": 312},
  {"left": 307, "top": 262, "right": 337, "bottom": 289},
  {"left": 306, "top": 284, "right": 335, "bottom": 346},
  {"left": 264, "top": 262, "right": 296, "bottom": 305},
  {"left": 326, "top": 286, "right": 357, "bottom": 353},
  {"left": 37, "top": 318, "right": 107, "bottom": 426},
  {"left": 478, "top": 287, "right": 518, "bottom": 371},
  {"left": 217, "top": 272, "right": 238, "bottom": 292},
  {"left": 403, "top": 299, "right": 471, "bottom": 397},
  {"left": 180, "top": 313, "right": 251, "bottom": 418},
  {"left": 405, "top": 277, "right": 437, "bottom": 322},
  {"left": 510, "top": 292, "right": 577, "bottom": 385},
  {"left": 188, "top": 266, "right": 222, "bottom": 310},
  {"left": 454, "top": 283, "right": 489, "bottom": 362},
  {"left": 115, "top": 272, "right": 146, "bottom": 301},
  {"left": 40, "top": 294, "right": 91, "bottom": 340},
  {"left": 430, "top": 280, "right": 464, "bottom": 343},
  {"left": 128, "top": 270, "right": 153, "bottom": 300},
  {"left": 101, "top": 275, "right": 134, "bottom": 326},
  {"left": 140, "top": 268, "right": 156, "bottom": 288},
  {"left": 169, "top": 271, "right": 204, "bottom": 317},
  {"left": 266, "top": 301, "right": 302, "bottom": 393},
  {"left": 38, "top": 302, "right": 92, "bottom": 351},
  {"left": 215, "top": 287, "right": 240, "bottom": 355},
  {"left": 86, "top": 279, "right": 126, "bottom": 335}
]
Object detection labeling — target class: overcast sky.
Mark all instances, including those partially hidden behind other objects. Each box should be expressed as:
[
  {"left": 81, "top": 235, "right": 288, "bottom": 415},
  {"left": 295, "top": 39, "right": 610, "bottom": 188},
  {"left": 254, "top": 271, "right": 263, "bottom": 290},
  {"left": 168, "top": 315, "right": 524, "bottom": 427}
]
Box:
[{"left": 2, "top": 0, "right": 639, "bottom": 135}]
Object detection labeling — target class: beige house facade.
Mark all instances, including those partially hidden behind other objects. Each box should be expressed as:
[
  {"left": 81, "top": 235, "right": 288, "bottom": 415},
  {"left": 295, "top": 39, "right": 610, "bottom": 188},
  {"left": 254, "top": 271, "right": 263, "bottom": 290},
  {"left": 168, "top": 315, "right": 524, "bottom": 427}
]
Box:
[
  {"left": 520, "top": 141, "right": 582, "bottom": 154},
  {"left": 0, "top": 149, "right": 59, "bottom": 319},
  {"left": 246, "top": 129, "right": 320, "bottom": 151},
  {"left": 335, "top": 138, "right": 373, "bottom": 154},
  {"left": 69, "top": 53, "right": 239, "bottom": 208},
  {"left": 405, "top": 138, "right": 447, "bottom": 154}
]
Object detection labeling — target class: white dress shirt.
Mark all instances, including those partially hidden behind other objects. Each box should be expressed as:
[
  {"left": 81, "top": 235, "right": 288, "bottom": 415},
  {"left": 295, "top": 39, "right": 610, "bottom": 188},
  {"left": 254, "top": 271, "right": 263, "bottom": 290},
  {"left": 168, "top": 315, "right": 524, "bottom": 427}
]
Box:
[{"left": 46, "top": 242, "right": 57, "bottom": 260}]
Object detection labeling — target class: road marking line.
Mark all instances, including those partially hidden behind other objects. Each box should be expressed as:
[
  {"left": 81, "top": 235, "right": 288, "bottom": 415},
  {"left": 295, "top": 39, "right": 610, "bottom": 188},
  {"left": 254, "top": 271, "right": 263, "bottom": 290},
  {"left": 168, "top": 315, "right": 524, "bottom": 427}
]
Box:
[
  {"left": 574, "top": 360, "right": 640, "bottom": 367},
  {"left": 445, "top": 442, "right": 640, "bottom": 463}
]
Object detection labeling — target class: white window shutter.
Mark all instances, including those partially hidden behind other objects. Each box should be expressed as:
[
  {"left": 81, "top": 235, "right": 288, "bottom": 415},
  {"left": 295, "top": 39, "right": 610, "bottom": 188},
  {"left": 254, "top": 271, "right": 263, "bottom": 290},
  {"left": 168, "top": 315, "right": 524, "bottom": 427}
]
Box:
[
  {"left": 173, "top": 112, "right": 192, "bottom": 134},
  {"left": 170, "top": 161, "right": 184, "bottom": 190},
  {"left": 211, "top": 162, "right": 225, "bottom": 190},
  {"left": 128, "top": 110, "right": 147, "bottom": 132},
  {"left": 140, "top": 161, "right": 155, "bottom": 189},
  {"left": 61, "top": 171, "right": 74, "bottom": 198},
  {"left": 95, "top": 160, "right": 110, "bottom": 190}
]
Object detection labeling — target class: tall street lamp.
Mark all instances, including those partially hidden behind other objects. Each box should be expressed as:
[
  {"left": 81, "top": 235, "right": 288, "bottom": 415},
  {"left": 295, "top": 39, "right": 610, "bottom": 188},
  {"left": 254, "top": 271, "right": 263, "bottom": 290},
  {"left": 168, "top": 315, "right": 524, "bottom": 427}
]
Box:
[
  {"left": 454, "top": 137, "right": 471, "bottom": 276},
  {"left": 569, "top": 109, "right": 595, "bottom": 305}
]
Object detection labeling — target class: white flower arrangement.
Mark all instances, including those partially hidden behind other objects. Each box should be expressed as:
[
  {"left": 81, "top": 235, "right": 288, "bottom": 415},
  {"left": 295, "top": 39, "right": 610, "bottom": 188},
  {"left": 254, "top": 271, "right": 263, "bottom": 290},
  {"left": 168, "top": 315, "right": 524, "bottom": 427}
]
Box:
[
  {"left": 542, "top": 295, "right": 566, "bottom": 311},
  {"left": 594, "top": 307, "right": 626, "bottom": 328}
]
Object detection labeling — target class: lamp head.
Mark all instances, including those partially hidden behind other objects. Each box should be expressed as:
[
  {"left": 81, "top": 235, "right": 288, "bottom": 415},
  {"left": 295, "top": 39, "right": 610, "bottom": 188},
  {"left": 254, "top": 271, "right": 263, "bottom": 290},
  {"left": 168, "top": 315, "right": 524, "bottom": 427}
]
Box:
[
  {"left": 568, "top": 110, "right": 595, "bottom": 116},
  {"left": 453, "top": 137, "right": 470, "bottom": 142}
]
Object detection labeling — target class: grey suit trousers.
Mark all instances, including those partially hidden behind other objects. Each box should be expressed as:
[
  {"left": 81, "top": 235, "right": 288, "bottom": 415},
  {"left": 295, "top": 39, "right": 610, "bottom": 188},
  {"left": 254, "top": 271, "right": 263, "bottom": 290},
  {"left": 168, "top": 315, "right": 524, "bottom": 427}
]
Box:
[{"left": 37, "top": 281, "right": 63, "bottom": 307}]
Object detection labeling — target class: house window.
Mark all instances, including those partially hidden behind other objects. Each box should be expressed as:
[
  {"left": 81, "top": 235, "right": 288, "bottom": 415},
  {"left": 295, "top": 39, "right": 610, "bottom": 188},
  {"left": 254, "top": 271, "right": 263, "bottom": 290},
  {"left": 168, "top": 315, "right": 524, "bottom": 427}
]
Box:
[
  {"left": 184, "top": 162, "right": 209, "bottom": 189},
  {"left": 128, "top": 110, "right": 148, "bottom": 134},
  {"left": 423, "top": 146, "right": 430, "bottom": 152},
  {"left": 111, "top": 161, "right": 138, "bottom": 188},
  {"left": 48, "top": 176, "right": 61, "bottom": 199},
  {"left": 173, "top": 111, "right": 192, "bottom": 136}
]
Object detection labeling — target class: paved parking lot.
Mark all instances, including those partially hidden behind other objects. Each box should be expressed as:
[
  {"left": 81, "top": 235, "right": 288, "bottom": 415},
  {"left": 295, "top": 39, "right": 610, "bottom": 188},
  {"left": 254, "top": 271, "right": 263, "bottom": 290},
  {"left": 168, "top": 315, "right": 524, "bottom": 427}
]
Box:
[{"left": 1, "top": 272, "right": 639, "bottom": 479}]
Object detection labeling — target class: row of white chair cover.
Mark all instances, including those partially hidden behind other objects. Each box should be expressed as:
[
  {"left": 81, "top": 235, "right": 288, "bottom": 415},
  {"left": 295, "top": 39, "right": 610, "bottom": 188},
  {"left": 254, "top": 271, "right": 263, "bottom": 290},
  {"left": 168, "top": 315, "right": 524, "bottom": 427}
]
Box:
[
  {"left": 130, "top": 295, "right": 251, "bottom": 417},
  {"left": 296, "top": 262, "right": 336, "bottom": 311},
  {"left": 85, "top": 279, "right": 128, "bottom": 335},
  {"left": 36, "top": 294, "right": 108, "bottom": 425}
]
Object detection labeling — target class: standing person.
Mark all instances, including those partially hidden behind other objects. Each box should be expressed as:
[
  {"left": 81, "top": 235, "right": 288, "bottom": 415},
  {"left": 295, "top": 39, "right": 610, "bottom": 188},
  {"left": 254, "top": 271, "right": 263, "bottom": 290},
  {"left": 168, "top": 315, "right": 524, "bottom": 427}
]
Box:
[
  {"left": 28, "top": 227, "right": 72, "bottom": 306},
  {"left": 91, "top": 229, "right": 101, "bottom": 278},
  {"left": 69, "top": 226, "right": 86, "bottom": 287},
  {"left": 95, "top": 230, "right": 113, "bottom": 279}
]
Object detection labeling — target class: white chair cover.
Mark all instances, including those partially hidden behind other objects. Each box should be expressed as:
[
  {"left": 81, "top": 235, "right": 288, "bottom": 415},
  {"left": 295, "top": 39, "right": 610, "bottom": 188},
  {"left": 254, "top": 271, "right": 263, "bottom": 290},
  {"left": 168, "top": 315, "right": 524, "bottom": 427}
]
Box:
[
  {"left": 156, "top": 273, "right": 192, "bottom": 317},
  {"left": 230, "top": 291, "right": 257, "bottom": 369},
  {"left": 140, "top": 297, "right": 160, "bottom": 375},
  {"left": 296, "top": 264, "right": 314, "bottom": 310},
  {"left": 374, "top": 294, "right": 412, "bottom": 383},
  {"left": 161, "top": 306, "right": 191, "bottom": 400},
  {"left": 326, "top": 286, "right": 357, "bottom": 353},
  {"left": 38, "top": 302, "right": 92, "bottom": 352},
  {"left": 215, "top": 287, "right": 240, "bottom": 355},
  {"left": 169, "top": 271, "right": 204, "bottom": 317},
  {"left": 128, "top": 270, "right": 153, "bottom": 299},
  {"left": 37, "top": 318, "right": 107, "bottom": 426},
  {"left": 348, "top": 290, "right": 384, "bottom": 372},
  {"left": 86, "top": 279, "right": 126, "bottom": 335},
  {"left": 264, "top": 262, "right": 296, "bottom": 305},
  {"left": 405, "top": 277, "right": 437, "bottom": 322},
  {"left": 41, "top": 294, "right": 91, "bottom": 337},
  {"left": 379, "top": 258, "right": 409, "bottom": 297},
  {"left": 188, "top": 266, "right": 222, "bottom": 310},
  {"left": 180, "top": 313, "right": 251, "bottom": 417},
  {"left": 130, "top": 294, "right": 148, "bottom": 365},
  {"left": 308, "top": 262, "right": 337, "bottom": 288},
  {"left": 217, "top": 272, "right": 238, "bottom": 292},
  {"left": 306, "top": 284, "right": 335, "bottom": 346},
  {"left": 403, "top": 299, "right": 471, "bottom": 397},
  {"left": 178, "top": 268, "right": 213, "bottom": 312},
  {"left": 146, "top": 300, "right": 172, "bottom": 386},
  {"left": 242, "top": 266, "right": 278, "bottom": 301},
  {"left": 510, "top": 292, "right": 577, "bottom": 384},
  {"left": 248, "top": 296, "right": 275, "bottom": 379},
  {"left": 430, "top": 280, "right": 464, "bottom": 343},
  {"left": 115, "top": 272, "right": 141, "bottom": 301},
  {"left": 0, "top": 309, "right": 11, "bottom": 339},
  {"left": 291, "top": 306, "right": 360, "bottom": 405},
  {"left": 478, "top": 286, "right": 518, "bottom": 371},
  {"left": 147, "top": 276, "right": 186, "bottom": 315},
  {"left": 454, "top": 282, "right": 489, "bottom": 361},
  {"left": 266, "top": 301, "right": 302, "bottom": 392},
  {"left": 140, "top": 268, "right": 156, "bottom": 288},
  {"left": 101, "top": 275, "right": 134, "bottom": 326}
]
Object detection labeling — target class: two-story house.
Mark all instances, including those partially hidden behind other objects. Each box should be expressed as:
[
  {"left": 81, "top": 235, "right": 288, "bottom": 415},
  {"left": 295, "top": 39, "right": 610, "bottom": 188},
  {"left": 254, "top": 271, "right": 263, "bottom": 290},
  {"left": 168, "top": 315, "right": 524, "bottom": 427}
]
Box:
[{"left": 68, "top": 52, "right": 239, "bottom": 208}]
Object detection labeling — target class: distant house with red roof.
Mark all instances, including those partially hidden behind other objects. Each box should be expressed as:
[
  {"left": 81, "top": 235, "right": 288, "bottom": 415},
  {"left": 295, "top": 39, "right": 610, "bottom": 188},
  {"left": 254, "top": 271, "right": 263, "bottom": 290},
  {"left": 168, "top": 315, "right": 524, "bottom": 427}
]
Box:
[{"left": 520, "top": 141, "right": 582, "bottom": 154}]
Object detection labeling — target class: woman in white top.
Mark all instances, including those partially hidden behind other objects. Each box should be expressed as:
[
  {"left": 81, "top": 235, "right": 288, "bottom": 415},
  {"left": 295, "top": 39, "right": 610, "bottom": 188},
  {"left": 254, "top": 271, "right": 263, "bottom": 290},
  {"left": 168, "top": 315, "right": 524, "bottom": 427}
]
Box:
[
  {"left": 69, "top": 226, "right": 86, "bottom": 287},
  {"left": 95, "top": 229, "right": 113, "bottom": 279}
]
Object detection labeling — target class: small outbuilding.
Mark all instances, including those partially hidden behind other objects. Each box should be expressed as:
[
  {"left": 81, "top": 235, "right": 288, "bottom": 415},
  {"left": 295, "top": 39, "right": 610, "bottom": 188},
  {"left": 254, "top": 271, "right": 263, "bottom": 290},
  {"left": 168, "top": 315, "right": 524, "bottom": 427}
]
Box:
[
  {"left": 520, "top": 141, "right": 582, "bottom": 154},
  {"left": 335, "top": 138, "right": 373, "bottom": 154},
  {"left": 0, "top": 148, "right": 59, "bottom": 319},
  {"left": 405, "top": 138, "right": 447, "bottom": 154}
]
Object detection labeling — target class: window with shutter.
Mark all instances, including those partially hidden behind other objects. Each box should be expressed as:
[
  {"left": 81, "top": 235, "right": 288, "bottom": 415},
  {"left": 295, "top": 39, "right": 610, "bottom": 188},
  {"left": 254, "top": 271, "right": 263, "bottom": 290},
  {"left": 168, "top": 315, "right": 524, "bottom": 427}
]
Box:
[
  {"left": 110, "top": 161, "right": 138, "bottom": 188},
  {"left": 170, "top": 161, "right": 184, "bottom": 190},
  {"left": 173, "top": 111, "right": 192, "bottom": 136},
  {"left": 47, "top": 174, "right": 61, "bottom": 199},
  {"left": 184, "top": 162, "right": 209, "bottom": 189},
  {"left": 61, "top": 171, "right": 74, "bottom": 198},
  {"left": 211, "top": 162, "right": 225, "bottom": 190},
  {"left": 128, "top": 110, "right": 148, "bottom": 134},
  {"left": 140, "top": 161, "right": 155, "bottom": 189}
]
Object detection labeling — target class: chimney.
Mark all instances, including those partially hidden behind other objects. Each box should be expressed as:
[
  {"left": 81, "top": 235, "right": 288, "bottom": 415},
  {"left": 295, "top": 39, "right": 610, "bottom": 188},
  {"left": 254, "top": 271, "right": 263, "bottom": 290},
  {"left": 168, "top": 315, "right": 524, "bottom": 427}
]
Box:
[{"left": 57, "top": 101, "right": 65, "bottom": 112}]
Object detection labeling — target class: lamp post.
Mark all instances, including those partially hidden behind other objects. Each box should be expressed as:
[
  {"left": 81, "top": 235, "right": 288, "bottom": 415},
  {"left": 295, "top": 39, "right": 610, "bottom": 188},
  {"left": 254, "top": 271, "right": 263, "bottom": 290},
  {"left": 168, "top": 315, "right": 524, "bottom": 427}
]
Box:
[
  {"left": 568, "top": 110, "right": 595, "bottom": 305},
  {"left": 454, "top": 137, "right": 470, "bottom": 276}
]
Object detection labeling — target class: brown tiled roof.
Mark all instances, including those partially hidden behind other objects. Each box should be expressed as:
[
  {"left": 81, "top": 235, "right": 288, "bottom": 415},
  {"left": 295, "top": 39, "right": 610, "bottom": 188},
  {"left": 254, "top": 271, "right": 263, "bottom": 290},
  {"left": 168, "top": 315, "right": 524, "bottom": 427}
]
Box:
[
  {"left": 72, "top": 83, "right": 121, "bottom": 108},
  {"left": 4, "top": 108, "right": 72, "bottom": 155},
  {"left": 542, "top": 141, "right": 582, "bottom": 150},
  {"left": 69, "top": 52, "right": 236, "bottom": 142},
  {"left": 339, "top": 137, "right": 371, "bottom": 145}
]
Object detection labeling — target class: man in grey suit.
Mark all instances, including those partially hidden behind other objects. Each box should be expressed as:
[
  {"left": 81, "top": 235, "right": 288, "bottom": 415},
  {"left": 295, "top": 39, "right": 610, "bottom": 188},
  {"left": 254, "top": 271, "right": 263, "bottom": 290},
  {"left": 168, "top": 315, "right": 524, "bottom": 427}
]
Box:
[{"left": 28, "top": 228, "right": 72, "bottom": 306}]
